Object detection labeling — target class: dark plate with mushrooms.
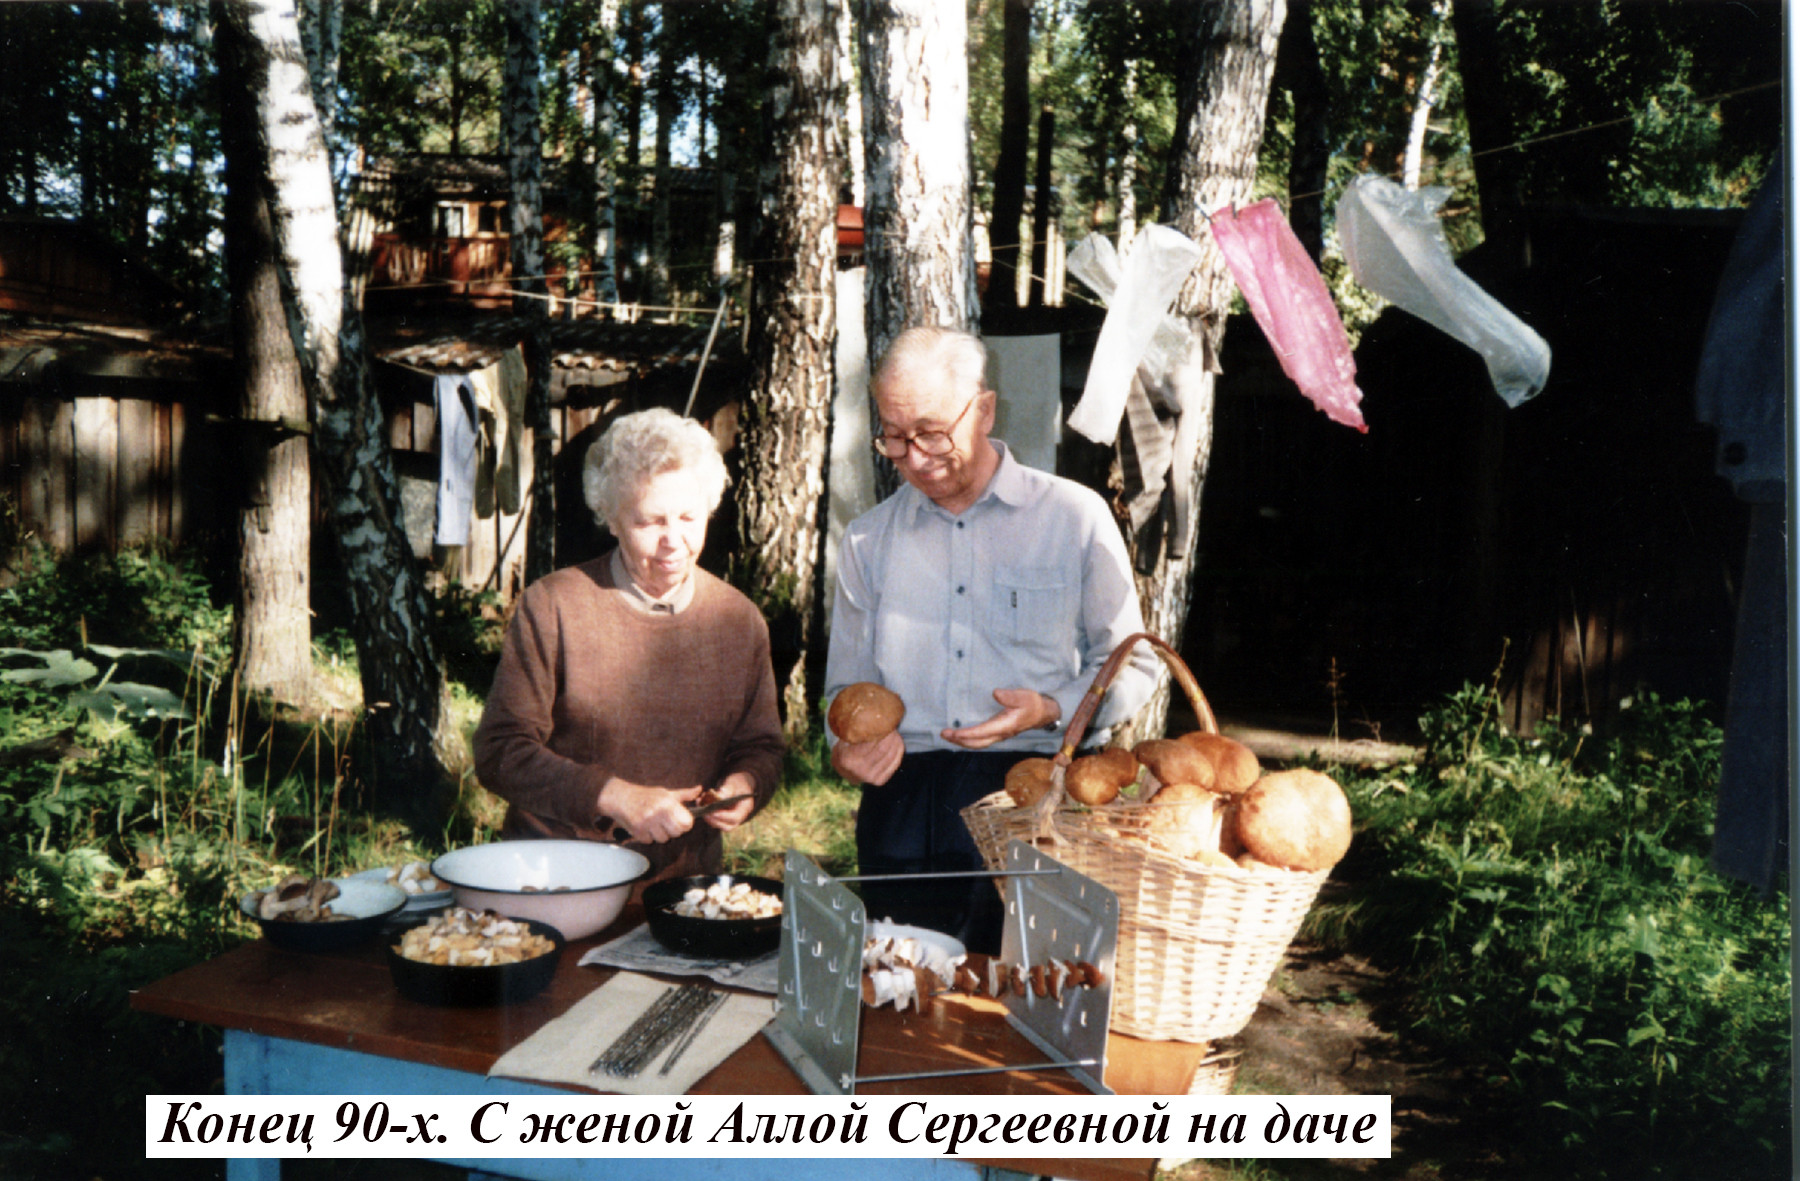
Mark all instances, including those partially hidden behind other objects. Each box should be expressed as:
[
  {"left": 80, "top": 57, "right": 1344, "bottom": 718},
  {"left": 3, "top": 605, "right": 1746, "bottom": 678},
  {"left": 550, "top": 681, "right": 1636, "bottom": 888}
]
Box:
[{"left": 239, "top": 875, "right": 408, "bottom": 953}]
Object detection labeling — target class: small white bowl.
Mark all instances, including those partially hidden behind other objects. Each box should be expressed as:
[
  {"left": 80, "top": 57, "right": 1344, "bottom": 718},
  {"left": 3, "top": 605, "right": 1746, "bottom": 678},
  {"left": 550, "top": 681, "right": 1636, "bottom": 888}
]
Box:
[
  {"left": 348, "top": 865, "right": 452, "bottom": 912},
  {"left": 431, "top": 840, "right": 650, "bottom": 941}
]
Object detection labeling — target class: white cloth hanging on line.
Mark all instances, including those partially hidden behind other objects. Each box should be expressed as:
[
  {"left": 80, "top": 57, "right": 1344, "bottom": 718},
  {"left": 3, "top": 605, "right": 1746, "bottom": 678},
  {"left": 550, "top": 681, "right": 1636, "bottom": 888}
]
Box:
[{"left": 432, "top": 373, "right": 480, "bottom": 547}]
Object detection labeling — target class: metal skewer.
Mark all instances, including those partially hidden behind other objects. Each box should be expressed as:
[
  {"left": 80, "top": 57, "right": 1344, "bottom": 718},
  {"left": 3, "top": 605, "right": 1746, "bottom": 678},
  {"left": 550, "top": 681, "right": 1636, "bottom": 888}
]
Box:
[{"left": 658, "top": 990, "right": 728, "bottom": 1077}]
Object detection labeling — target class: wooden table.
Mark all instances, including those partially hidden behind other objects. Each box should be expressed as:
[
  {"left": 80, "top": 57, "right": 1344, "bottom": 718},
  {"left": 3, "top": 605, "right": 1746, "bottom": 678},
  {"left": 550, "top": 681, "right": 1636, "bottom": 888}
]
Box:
[{"left": 133, "top": 907, "right": 1217, "bottom": 1181}]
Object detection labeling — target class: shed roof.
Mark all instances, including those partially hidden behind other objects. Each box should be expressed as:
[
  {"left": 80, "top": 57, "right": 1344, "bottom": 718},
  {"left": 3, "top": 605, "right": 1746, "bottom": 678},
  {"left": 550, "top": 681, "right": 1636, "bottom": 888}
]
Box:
[{"left": 371, "top": 314, "right": 740, "bottom": 377}]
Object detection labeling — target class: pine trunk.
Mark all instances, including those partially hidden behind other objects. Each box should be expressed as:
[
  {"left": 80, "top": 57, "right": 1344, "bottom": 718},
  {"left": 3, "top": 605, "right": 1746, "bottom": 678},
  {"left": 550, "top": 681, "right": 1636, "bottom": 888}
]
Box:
[
  {"left": 220, "top": 36, "right": 313, "bottom": 704},
  {"left": 649, "top": 3, "right": 677, "bottom": 307},
  {"left": 213, "top": 0, "right": 455, "bottom": 829},
  {"left": 591, "top": 0, "right": 620, "bottom": 306},
  {"left": 1028, "top": 104, "right": 1054, "bottom": 307},
  {"left": 1275, "top": 0, "right": 1327, "bottom": 260},
  {"left": 737, "top": 0, "right": 844, "bottom": 740},
  {"left": 504, "top": 0, "right": 556, "bottom": 583},
  {"left": 859, "top": 0, "right": 979, "bottom": 496},
  {"left": 1131, "top": 0, "right": 1285, "bottom": 739},
  {"left": 983, "top": 0, "right": 1032, "bottom": 320}
]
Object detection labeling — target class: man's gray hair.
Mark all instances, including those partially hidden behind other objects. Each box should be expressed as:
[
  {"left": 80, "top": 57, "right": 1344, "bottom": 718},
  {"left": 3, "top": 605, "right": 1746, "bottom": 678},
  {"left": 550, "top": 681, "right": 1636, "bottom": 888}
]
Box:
[
  {"left": 874, "top": 325, "right": 989, "bottom": 397},
  {"left": 583, "top": 407, "right": 729, "bottom": 529}
]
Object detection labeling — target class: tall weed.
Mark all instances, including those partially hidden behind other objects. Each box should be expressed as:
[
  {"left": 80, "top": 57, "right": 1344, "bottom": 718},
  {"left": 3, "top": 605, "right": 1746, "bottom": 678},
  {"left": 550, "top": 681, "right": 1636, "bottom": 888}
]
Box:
[{"left": 1337, "top": 685, "right": 1789, "bottom": 1179}]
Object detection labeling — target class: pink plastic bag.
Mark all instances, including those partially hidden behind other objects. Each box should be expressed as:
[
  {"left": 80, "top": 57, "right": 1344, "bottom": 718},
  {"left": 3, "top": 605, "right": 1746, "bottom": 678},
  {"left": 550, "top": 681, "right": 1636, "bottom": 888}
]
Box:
[{"left": 1209, "top": 200, "right": 1367, "bottom": 432}]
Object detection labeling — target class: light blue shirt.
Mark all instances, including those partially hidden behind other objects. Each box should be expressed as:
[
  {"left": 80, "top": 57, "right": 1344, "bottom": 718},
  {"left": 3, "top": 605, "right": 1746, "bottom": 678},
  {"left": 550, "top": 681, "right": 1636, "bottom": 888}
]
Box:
[{"left": 825, "top": 441, "right": 1158, "bottom": 754}]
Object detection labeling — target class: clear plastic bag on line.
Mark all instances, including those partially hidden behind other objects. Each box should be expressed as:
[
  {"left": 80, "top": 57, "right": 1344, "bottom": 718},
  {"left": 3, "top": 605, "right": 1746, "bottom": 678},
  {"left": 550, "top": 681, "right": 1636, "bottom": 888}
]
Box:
[{"left": 1336, "top": 174, "right": 1551, "bottom": 407}]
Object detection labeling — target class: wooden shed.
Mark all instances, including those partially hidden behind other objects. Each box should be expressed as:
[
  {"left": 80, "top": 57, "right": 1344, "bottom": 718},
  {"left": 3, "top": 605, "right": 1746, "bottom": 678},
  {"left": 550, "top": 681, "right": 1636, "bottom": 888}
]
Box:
[{"left": 0, "top": 218, "right": 231, "bottom": 563}]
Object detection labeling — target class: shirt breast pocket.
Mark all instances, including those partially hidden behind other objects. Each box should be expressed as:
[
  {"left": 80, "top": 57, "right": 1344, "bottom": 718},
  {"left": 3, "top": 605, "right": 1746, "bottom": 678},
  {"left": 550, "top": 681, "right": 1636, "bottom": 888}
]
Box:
[{"left": 989, "top": 567, "right": 1076, "bottom": 649}]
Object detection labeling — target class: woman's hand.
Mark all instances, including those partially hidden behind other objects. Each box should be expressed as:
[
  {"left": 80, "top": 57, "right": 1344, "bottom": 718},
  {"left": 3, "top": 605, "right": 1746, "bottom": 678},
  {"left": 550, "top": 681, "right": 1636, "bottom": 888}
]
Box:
[
  {"left": 701, "top": 772, "right": 758, "bottom": 832},
  {"left": 598, "top": 780, "right": 703, "bottom": 844},
  {"left": 830, "top": 730, "right": 905, "bottom": 786}
]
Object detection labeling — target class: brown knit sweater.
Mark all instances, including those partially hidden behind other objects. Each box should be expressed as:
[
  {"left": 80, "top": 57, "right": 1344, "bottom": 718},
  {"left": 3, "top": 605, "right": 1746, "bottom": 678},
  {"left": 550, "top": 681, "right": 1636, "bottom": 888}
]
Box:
[{"left": 472, "top": 555, "right": 785, "bottom": 881}]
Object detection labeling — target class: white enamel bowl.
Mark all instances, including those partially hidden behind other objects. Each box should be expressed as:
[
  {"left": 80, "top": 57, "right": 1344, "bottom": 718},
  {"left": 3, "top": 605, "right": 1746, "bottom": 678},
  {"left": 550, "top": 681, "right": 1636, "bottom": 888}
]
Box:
[{"left": 430, "top": 840, "right": 651, "bottom": 941}]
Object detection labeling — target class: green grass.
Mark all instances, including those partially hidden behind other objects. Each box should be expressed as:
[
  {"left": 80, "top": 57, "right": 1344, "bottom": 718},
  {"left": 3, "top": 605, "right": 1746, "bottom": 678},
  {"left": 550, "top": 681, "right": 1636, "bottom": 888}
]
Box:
[{"left": 724, "top": 726, "right": 860, "bottom": 880}]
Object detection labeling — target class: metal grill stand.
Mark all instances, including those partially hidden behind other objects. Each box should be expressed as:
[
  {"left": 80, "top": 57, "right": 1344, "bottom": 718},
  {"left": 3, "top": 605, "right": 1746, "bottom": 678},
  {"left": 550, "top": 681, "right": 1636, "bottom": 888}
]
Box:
[{"left": 765, "top": 841, "right": 1118, "bottom": 1095}]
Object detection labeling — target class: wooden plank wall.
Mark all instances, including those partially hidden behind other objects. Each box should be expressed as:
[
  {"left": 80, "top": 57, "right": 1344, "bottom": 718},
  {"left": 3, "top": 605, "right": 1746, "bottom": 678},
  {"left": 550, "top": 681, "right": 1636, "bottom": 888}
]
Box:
[{"left": 2, "top": 391, "right": 220, "bottom": 562}]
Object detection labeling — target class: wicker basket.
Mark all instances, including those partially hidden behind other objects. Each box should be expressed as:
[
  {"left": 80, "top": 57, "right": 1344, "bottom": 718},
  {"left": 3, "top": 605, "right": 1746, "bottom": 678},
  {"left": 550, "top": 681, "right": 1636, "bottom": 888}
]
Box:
[
  {"left": 960, "top": 632, "right": 1328, "bottom": 1043},
  {"left": 1187, "top": 1039, "right": 1244, "bottom": 1096}
]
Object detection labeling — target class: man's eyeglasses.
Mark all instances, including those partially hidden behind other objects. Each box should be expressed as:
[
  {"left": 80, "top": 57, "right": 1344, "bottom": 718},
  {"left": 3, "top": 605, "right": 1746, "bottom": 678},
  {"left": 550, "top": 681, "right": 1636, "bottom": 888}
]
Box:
[{"left": 872, "top": 394, "right": 978, "bottom": 460}]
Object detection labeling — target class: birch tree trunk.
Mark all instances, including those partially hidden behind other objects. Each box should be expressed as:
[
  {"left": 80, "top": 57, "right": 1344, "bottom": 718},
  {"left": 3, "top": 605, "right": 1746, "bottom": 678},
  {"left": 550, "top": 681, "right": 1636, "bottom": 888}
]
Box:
[
  {"left": 1131, "top": 0, "right": 1286, "bottom": 739},
  {"left": 1402, "top": 0, "right": 1448, "bottom": 191},
  {"left": 591, "top": 0, "right": 621, "bottom": 306},
  {"left": 1117, "top": 59, "right": 1138, "bottom": 249},
  {"left": 859, "top": 0, "right": 979, "bottom": 496},
  {"left": 737, "top": 0, "right": 844, "bottom": 740},
  {"left": 296, "top": 0, "right": 340, "bottom": 159},
  {"left": 213, "top": 0, "right": 455, "bottom": 827},
  {"left": 220, "top": 22, "right": 312, "bottom": 703},
  {"left": 504, "top": 0, "right": 556, "bottom": 582}
]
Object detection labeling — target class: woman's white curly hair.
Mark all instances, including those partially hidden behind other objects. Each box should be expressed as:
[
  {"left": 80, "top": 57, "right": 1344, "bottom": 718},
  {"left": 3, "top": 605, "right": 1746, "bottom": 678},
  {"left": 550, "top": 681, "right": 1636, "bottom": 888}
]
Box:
[{"left": 583, "top": 407, "right": 729, "bottom": 530}]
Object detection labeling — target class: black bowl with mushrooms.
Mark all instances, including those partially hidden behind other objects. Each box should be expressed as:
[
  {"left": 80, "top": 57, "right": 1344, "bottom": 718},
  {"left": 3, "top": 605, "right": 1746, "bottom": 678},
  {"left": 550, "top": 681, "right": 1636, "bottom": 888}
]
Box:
[
  {"left": 240, "top": 876, "right": 408, "bottom": 953},
  {"left": 385, "top": 912, "right": 565, "bottom": 1006},
  {"left": 642, "top": 874, "right": 784, "bottom": 960}
]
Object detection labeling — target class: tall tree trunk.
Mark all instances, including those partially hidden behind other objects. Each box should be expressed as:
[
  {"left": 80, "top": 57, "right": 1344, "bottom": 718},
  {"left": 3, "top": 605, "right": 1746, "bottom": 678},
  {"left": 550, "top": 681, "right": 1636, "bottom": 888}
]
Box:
[
  {"left": 213, "top": 0, "right": 455, "bottom": 830},
  {"left": 1275, "top": 0, "right": 1327, "bottom": 261},
  {"left": 649, "top": 2, "right": 677, "bottom": 307},
  {"left": 625, "top": 1, "right": 644, "bottom": 190},
  {"left": 504, "top": 0, "right": 556, "bottom": 582},
  {"left": 1116, "top": 59, "right": 1138, "bottom": 249},
  {"left": 1449, "top": 0, "right": 1521, "bottom": 248},
  {"left": 219, "top": 22, "right": 313, "bottom": 704},
  {"left": 983, "top": 0, "right": 1032, "bottom": 321},
  {"left": 859, "top": 0, "right": 979, "bottom": 496},
  {"left": 738, "top": 0, "right": 844, "bottom": 740},
  {"left": 1132, "top": 0, "right": 1286, "bottom": 740},
  {"left": 1402, "top": 0, "right": 1448, "bottom": 191},
  {"left": 711, "top": 26, "right": 750, "bottom": 287},
  {"left": 296, "top": 0, "right": 341, "bottom": 163},
  {"left": 1028, "top": 103, "right": 1054, "bottom": 307},
  {"left": 839, "top": 0, "right": 864, "bottom": 207},
  {"left": 591, "top": 0, "right": 621, "bottom": 306},
  {"left": 1444, "top": 0, "right": 1512, "bottom": 681},
  {"left": 447, "top": 26, "right": 467, "bottom": 156}
]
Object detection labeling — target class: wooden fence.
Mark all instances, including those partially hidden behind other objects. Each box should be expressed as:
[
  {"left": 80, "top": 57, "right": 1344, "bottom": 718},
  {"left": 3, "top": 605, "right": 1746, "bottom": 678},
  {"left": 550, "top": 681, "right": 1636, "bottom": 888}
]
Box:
[{"left": 1, "top": 388, "right": 231, "bottom": 559}]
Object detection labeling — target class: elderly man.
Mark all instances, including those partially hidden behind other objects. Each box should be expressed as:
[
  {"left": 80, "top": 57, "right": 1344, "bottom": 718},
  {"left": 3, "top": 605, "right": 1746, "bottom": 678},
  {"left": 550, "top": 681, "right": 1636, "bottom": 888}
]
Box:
[{"left": 825, "top": 326, "right": 1156, "bottom": 952}]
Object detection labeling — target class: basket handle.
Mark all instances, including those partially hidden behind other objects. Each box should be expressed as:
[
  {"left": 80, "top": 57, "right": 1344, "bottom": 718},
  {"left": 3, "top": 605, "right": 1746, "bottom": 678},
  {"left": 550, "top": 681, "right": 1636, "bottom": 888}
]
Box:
[{"left": 1055, "top": 631, "right": 1219, "bottom": 765}]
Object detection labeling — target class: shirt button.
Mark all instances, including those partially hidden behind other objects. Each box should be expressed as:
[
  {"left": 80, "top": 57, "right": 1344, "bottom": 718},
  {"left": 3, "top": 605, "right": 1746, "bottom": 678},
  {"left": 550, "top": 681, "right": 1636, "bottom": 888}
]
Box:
[
  {"left": 956, "top": 650, "right": 964, "bottom": 659},
  {"left": 956, "top": 521, "right": 964, "bottom": 529},
  {"left": 956, "top": 585, "right": 965, "bottom": 594}
]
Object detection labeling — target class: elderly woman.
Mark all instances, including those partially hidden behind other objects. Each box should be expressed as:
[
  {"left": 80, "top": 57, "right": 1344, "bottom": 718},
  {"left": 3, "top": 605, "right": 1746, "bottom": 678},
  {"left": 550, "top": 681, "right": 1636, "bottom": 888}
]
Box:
[{"left": 473, "top": 407, "right": 784, "bottom": 881}]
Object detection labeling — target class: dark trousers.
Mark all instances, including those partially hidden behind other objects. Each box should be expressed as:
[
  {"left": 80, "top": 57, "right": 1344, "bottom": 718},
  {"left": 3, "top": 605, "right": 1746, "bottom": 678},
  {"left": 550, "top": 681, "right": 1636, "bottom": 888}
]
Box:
[{"left": 854, "top": 748, "right": 1027, "bottom": 956}]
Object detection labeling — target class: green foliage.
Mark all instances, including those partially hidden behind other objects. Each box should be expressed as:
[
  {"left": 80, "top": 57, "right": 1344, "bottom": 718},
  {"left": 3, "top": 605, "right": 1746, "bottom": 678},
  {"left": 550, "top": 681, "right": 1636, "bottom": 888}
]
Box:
[
  {"left": 0, "top": 546, "right": 230, "bottom": 654},
  {"left": 1332, "top": 684, "right": 1789, "bottom": 1179},
  {"left": 0, "top": 2, "right": 223, "bottom": 306},
  {"left": 1476, "top": 1, "right": 1779, "bottom": 209}
]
